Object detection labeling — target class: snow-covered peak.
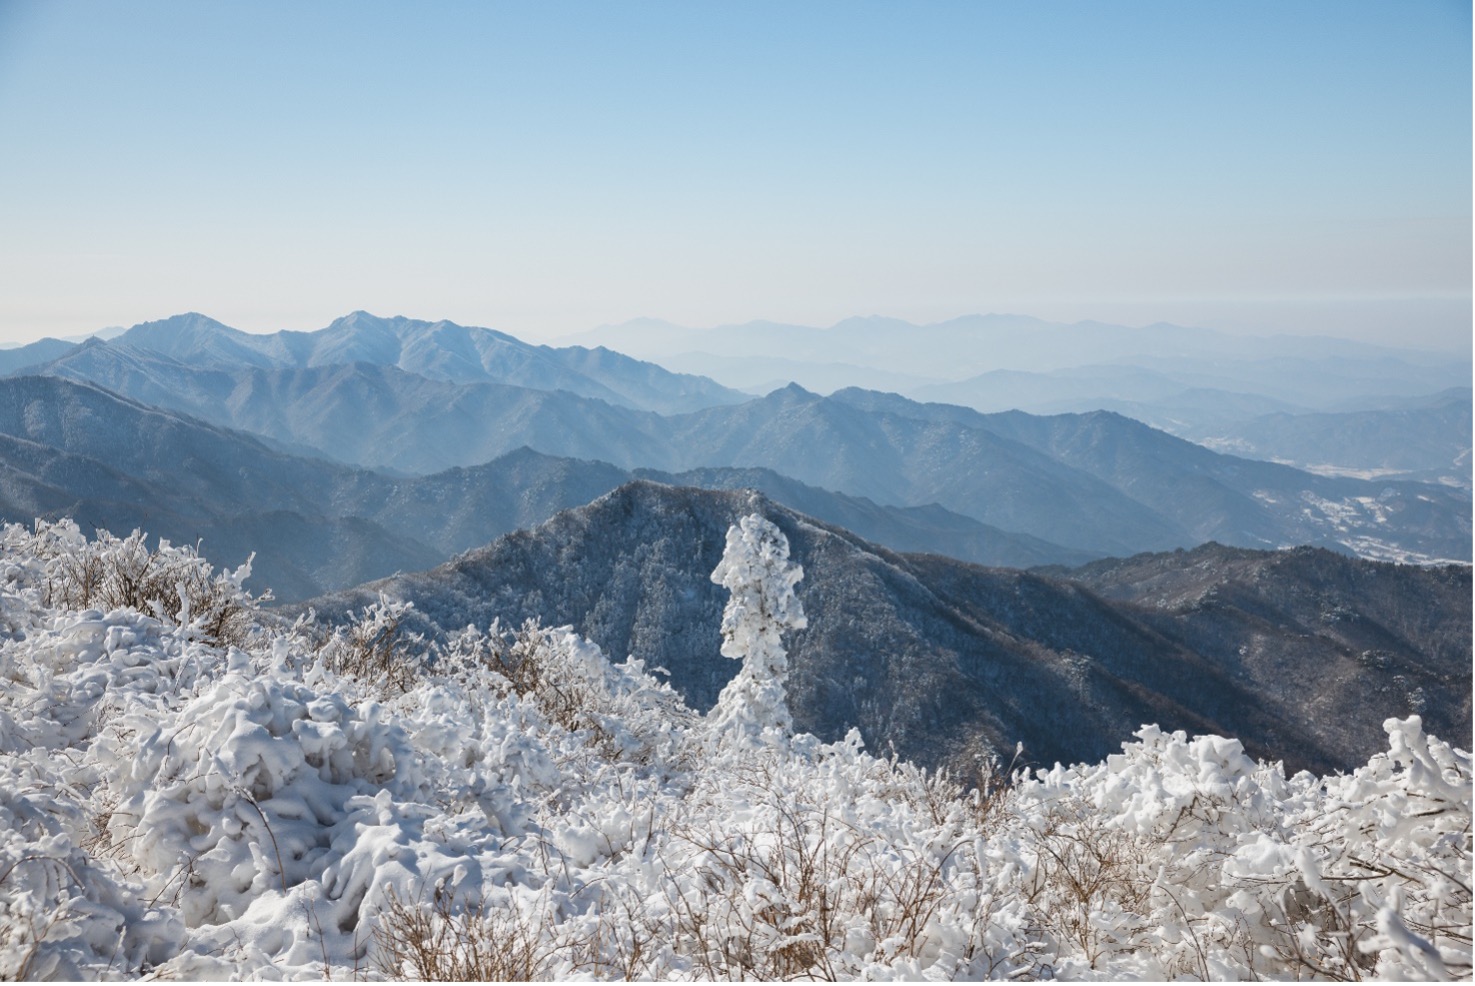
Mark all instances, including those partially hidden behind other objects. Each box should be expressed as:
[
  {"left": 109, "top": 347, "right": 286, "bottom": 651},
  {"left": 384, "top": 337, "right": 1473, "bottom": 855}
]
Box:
[{"left": 98, "top": 311, "right": 746, "bottom": 414}]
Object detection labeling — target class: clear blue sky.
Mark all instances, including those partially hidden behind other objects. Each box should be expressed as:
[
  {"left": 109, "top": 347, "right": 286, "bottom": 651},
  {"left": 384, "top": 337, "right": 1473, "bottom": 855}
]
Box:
[{"left": 0, "top": 0, "right": 1469, "bottom": 349}]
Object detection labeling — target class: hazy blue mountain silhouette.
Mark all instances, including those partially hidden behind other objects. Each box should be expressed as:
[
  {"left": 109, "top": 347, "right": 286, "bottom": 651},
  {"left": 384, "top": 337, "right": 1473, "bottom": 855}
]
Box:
[
  {"left": 0, "top": 377, "right": 1093, "bottom": 599},
  {"left": 0, "top": 337, "right": 78, "bottom": 376},
  {"left": 570, "top": 313, "right": 1471, "bottom": 483},
  {"left": 112, "top": 311, "right": 747, "bottom": 413},
  {"left": 23, "top": 314, "right": 1472, "bottom": 563},
  {"left": 29, "top": 339, "right": 1473, "bottom": 562}
]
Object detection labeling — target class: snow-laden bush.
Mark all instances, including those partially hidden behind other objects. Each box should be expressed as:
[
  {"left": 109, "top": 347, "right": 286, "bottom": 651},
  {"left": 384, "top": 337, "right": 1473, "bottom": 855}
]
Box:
[
  {"left": 1006, "top": 720, "right": 1472, "bottom": 980},
  {"left": 653, "top": 730, "right": 1039, "bottom": 980},
  {"left": 308, "top": 594, "right": 425, "bottom": 698},
  {"left": 444, "top": 617, "right": 694, "bottom": 762},
  {"left": 0, "top": 516, "right": 1466, "bottom": 980},
  {"left": 2, "top": 519, "right": 262, "bottom": 647},
  {"left": 107, "top": 666, "right": 425, "bottom": 927},
  {"left": 371, "top": 881, "right": 561, "bottom": 981},
  {"left": 0, "top": 754, "right": 183, "bottom": 979}
]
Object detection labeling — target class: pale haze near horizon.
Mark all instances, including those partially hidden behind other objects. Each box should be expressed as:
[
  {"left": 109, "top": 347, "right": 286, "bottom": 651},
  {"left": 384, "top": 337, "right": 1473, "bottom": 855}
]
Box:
[{"left": 0, "top": 1, "right": 1468, "bottom": 353}]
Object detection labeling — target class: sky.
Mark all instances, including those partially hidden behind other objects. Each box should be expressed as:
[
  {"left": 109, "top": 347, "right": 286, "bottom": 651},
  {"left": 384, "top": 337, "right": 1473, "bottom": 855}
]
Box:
[{"left": 0, "top": 0, "right": 1469, "bottom": 351}]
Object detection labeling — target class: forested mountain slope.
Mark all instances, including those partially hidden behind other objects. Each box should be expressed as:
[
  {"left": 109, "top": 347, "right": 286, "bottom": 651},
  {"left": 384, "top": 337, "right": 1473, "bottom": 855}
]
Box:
[{"left": 306, "top": 481, "right": 1470, "bottom": 776}]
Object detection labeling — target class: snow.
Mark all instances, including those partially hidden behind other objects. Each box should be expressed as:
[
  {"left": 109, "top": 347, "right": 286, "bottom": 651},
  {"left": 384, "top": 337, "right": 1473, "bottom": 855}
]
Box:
[
  {"left": 0, "top": 517, "right": 1469, "bottom": 980},
  {"left": 706, "top": 514, "right": 807, "bottom": 746}
]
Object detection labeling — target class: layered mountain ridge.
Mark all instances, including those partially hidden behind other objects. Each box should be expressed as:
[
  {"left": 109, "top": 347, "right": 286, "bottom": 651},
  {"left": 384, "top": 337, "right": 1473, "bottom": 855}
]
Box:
[
  {"left": 570, "top": 314, "right": 1472, "bottom": 485},
  {"left": 17, "top": 311, "right": 749, "bottom": 416},
  {"left": 0, "top": 376, "right": 1087, "bottom": 600},
  {"left": 18, "top": 314, "right": 1469, "bottom": 564}
]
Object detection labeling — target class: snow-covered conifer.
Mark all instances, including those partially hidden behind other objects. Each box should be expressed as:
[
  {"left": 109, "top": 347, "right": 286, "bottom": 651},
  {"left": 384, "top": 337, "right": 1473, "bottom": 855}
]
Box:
[{"left": 706, "top": 513, "right": 807, "bottom": 745}]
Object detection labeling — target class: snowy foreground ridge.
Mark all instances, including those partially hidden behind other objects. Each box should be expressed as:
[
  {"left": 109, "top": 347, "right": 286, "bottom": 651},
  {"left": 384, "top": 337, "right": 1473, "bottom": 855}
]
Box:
[{"left": 0, "top": 519, "right": 1469, "bottom": 981}]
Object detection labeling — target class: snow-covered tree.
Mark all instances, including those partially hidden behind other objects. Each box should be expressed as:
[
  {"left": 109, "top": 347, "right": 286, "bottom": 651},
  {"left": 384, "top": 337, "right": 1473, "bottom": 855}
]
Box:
[{"left": 706, "top": 513, "right": 807, "bottom": 746}]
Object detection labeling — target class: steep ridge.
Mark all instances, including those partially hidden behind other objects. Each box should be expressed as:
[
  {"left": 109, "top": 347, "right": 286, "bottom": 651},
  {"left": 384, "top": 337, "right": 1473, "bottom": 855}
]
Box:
[
  {"left": 305, "top": 482, "right": 1470, "bottom": 775},
  {"left": 112, "top": 311, "right": 747, "bottom": 413}
]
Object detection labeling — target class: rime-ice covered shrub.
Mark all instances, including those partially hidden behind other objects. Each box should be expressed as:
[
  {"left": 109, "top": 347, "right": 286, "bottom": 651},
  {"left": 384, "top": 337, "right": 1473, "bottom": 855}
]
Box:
[
  {"left": 1254, "top": 716, "right": 1471, "bottom": 980},
  {"left": 440, "top": 618, "right": 694, "bottom": 761},
  {"left": 0, "top": 755, "right": 183, "bottom": 979},
  {"left": 653, "top": 731, "right": 1039, "bottom": 980},
  {"left": 0, "top": 517, "right": 1466, "bottom": 980},
  {"left": 2, "top": 519, "right": 263, "bottom": 647},
  {"left": 107, "top": 666, "right": 428, "bottom": 927},
  {"left": 1004, "top": 719, "right": 1472, "bottom": 980},
  {"left": 310, "top": 594, "right": 426, "bottom": 698}
]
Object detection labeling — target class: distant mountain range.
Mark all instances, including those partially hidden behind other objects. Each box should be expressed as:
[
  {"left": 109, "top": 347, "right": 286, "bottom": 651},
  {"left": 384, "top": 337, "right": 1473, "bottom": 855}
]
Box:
[
  {"left": 303, "top": 481, "right": 1471, "bottom": 776},
  {"left": 566, "top": 314, "right": 1472, "bottom": 485},
  {"left": 566, "top": 312, "right": 1468, "bottom": 391},
  {"left": 12, "top": 314, "right": 1466, "bottom": 565},
  {"left": 1189, "top": 387, "right": 1471, "bottom": 485},
  {"left": 823, "top": 389, "right": 1469, "bottom": 562},
  {"left": 37, "top": 340, "right": 674, "bottom": 474},
  {"left": 10, "top": 311, "right": 749, "bottom": 416},
  {"left": 0, "top": 376, "right": 1090, "bottom": 600},
  {"left": 0, "top": 376, "right": 439, "bottom": 601}
]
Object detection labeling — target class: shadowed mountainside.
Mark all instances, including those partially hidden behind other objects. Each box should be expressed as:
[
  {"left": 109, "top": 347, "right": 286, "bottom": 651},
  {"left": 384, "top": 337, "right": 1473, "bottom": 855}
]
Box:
[
  {"left": 303, "top": 481, "right": 1471, "bottom": 776},
  {"left": 0, "top": 377, "right": 1089, "bottom": 600}
]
